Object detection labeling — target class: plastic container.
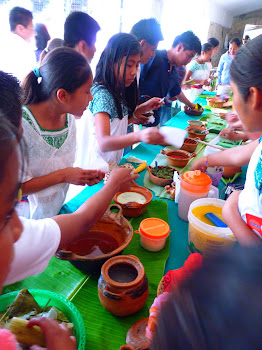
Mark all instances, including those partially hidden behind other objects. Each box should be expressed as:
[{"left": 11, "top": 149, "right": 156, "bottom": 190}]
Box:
[
  {"left": 188, "top": 198, "right": 236, "bottom": 256},
  {"left": 136, "top": 218, "right": 170, "bottom": 252},
  {"left": 178, "top": 170, "right": 212, "bottom": 221},
  {"left": 0, "top": 289, "right": 86, "bottom": 350}
]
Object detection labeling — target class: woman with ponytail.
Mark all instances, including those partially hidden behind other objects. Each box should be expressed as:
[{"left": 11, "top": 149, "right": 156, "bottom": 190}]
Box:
[{"left": 20, "top": 47, "right": 104, "bottom": 219}]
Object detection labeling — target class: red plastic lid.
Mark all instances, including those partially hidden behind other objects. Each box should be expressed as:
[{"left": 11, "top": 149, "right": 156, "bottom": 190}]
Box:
[
  {"left": 181, "top": 170, "right": 212, "bottom": 193},
  {"left": 139, "top": 218, "right": 170, "bottom": 239}
]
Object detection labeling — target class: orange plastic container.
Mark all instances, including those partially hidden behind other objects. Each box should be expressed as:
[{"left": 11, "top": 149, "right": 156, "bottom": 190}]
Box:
[
  {"left": 136, "top": 218, "right": 170, "bottom": 252},
  {"left": 178, "top": 170, "right": 212, "bottom": 221}
]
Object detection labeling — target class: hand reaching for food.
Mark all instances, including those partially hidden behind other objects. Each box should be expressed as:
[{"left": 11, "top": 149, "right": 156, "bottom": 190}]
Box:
[
  {"left": 139, "top": 127, "right": 165, "bottom": 145},
  {"left": 107, "top": 167, "right": 139, "bottom": 193},
  {"left": 62, "top": 168, "right": 104, "bottom": 186}
]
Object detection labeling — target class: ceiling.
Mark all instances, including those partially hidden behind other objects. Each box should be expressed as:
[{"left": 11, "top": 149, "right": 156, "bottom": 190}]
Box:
[{"left": 213, "top": 0, "right": 262, "bottom": 17}]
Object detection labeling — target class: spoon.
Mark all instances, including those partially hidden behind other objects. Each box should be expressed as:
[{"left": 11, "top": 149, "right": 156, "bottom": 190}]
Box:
[{"left": 155, "top": 160, "right": 158, "bottom": 173}]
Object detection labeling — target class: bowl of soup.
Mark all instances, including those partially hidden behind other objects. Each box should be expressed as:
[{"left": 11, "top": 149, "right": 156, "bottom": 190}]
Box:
[
  {"left": 56, "top": 204, "right": 133, "bottom": 275},
  {"left": 113, "top": 184, "right": 153, "bottom": 217}
]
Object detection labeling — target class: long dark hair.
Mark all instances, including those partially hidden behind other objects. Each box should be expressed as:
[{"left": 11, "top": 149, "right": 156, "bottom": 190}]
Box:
[
  {"left": 93, "top": 33, "right": 142, "bottom": 119},
  {"left": 230, "top": 34, "right": 262, "bottom": 101},
  {"left": 22, "top": 47, "right": 92, "bottom": 105}
]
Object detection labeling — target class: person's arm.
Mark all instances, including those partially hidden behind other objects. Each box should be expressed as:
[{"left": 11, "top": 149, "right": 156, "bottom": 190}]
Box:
[
  {"left": 216, "top": 56, "right": 224, "bottom": 85},
  {"left": 222, "top": 191, "right": 261, "bottom": 245},
  {"left": 185, "top": 70, "right": 193, "bottom": 82},
  {"left": 190, "top": 139, "right": 259, "bottom": 172},
  {"left": 219, "top": 128, "right": 249, "bottom": 142},
  {"left": 129, "top": 97, "right": 164, "bottom": 125},
  {"left": 176, "top": 91, "right": 195, "bottom": 109},
  {"left": 53, "top": 167, "right": 139, "bottom": 248},
  {"left": 21, "top": 169, "right": 104, "bottom": 195},
  {"left": 95, "top": 113, "right": 165, "bottom": 152}
]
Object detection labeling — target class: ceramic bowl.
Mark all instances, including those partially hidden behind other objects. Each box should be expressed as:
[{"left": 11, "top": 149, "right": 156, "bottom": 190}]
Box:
[
  {"left": 113, "top": 184, "right": 153, "bottom": 217},
  {"left": 222, "top": 166, "right": 242, "bottom": 179},
  {"left": 147, "top": 165, "right": 178, "bottom": 187},
  {"left": 180, "top": 137, "right": 198, "bottom": 152},
  {"left": 161, "top": 149, "right": 196, "bottom": 167},
  {"left": 187, "top": 120, "right": 205, "bottom": 127},
  {"left": 56, "top": 204, "right": 133, "bottom": 275},
  {"left": 207, "top": 98, "right": 224, "bottom": 108},
  {"left": 186, "top": 126, "right": 209, "bottom": 141},
  {"left": 184, "top": 105, "right": 204, "bottom": 116}
]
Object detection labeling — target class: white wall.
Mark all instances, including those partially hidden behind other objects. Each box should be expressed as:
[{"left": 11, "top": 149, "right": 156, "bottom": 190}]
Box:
[{"left": 205, "top": 0, "right": 233, "bottom": 28}]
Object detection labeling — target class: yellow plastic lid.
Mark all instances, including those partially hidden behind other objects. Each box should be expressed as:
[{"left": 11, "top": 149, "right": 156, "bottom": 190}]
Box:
[{"left": 139, "top": 218, "right": 170, "bottom": 239}]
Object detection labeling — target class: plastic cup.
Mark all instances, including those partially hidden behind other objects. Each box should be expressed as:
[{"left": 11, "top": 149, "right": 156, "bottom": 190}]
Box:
[{"left": 205, "top": 166, "right": 224, "bottom": 187}]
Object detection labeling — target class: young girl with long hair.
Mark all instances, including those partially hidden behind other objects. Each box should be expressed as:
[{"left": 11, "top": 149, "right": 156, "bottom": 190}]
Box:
[
  {"left": 21, "top": 47, "right": 104, "bottom": 219},
  {"left": 78, "top": 32, "right": 164, "bottom": 168}
]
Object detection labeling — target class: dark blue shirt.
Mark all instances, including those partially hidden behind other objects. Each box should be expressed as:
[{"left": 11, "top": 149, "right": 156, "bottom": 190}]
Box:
[
  {"left": 139, "top": 50, "right": 181, "bottom": 98},
  {"left": 139, "top": 50, "right": 181, "bottom": 125}
]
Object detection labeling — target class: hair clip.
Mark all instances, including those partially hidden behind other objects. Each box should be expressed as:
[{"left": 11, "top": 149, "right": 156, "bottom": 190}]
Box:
[{"left": 33, "top": 67, "right": 42, "bottom": 84}]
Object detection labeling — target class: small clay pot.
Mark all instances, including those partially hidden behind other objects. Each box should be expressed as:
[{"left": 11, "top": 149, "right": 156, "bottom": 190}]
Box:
[
  {"left": 161, "top": 149, "right": 196, "bottom": 167},
  {"left": 184, "top": 105, "right": 204, "bottom": 116},
  {"left": 187, "top": 120, "right": 205, "bottom": 127},
  {"left": 126, "top": 318, "right": 150, "bottom": 350},
  {"left": 180, "top": 137, "right": 198, "bottom": 152},
  {"left": 207, "top": 98, "right": 224, "bottom": 108},
  {"left": 113, "top": 184, "right": 153, "bottom": 217},
  {"left": 98, "top": 255, "right": 149, "bottom": 317},
  {"left": 147, "top": 165, "right": 178, "bottom": 187},
  {"left": 186, "top": 126, "right": 209, "bottom": 141},
  {"left": 222, "top": 166, "right": 242, "bottom": 179}
]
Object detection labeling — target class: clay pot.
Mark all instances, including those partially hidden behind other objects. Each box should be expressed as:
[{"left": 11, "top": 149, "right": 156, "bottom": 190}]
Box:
[
  {"left": 222, "top": 166, "right": 242, "bottom": 179},
  {"left": 56, "top": 204, "right": 133, "bottom": 275},
  {"left": 207, "top": 98, "right": 224, "bottom": 108},
  {"left": 98, "top": 255, "right": 149, "bottom": 317},
  {"left": 180, "top": 137, "right": 198, "bottom": 152},
  {"left": 161, "top": 149, "right": 196, "bottom": 167},
  {"left": 184, "top": 105, "right": 204, "bottom": 116},
  {"left": 113, "top": 183, "right": 153, "bottom": 217},
  {"left": 186, "top": 126, "right": 209, "bottom": 141},
  {"left": 187, "top": 120, "right": 205, "bottom": 127},
  {"left": 147, "top": 165, "right": 178, "bottom": 187}
]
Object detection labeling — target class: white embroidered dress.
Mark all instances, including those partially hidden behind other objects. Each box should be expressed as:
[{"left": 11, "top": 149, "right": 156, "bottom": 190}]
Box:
[{"left": 21, "top": 106, "right": 76, "bottom": 219}]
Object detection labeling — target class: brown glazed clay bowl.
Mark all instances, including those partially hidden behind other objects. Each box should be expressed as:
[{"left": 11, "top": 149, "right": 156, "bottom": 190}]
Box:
[
  {"left": 113, "top": 184, "right": 153, "bottom": 218},
  {"left": 184, "top": 105, "right": 204, "bottom": 116},
  {"left": 55, "top": 204, "right": 133, "bottom": 275},
  {"left": 186, "top": 126, "right": 209, "bottom": 141},
  {"left": 147, "top": 165, "right": 178, "bottom": 187},
  {"left": 161, "top": 149, "right": 196, "bottom": 167},
  {"left": 207, "top": 98, "right": 224, "bottom": 108},
  {"left": 180, "top": 137, "right": 198, "bottom": 152},
  {"left": 222, "top": 166, "right": 242, "bottom": 179}
]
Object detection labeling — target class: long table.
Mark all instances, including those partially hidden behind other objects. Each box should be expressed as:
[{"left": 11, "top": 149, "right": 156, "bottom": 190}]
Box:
[{"left": 3, "top": 92, "right": 248, "bottom": 349}]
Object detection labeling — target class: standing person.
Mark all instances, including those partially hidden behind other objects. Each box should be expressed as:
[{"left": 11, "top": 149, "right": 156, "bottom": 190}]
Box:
[
  {"left": 0, "top": 6, "right": 36, "bottom": 82},
  {"left": 206, "top": 37, "right": 219, "bottom": 75},
  {"left": 185, "top": 43, "right": 213, "bottom": 84},
  {"left": 82, "top": 33, "right": 164, "bottom": 168},
  {"left": 139, "top": 31, "right": 201, "bottom": 126},
  {"left": 20, "top": 47, "right": 104, "bottom": 219},
  {"left": 64, "top": 11, "right": 100, "bottom": 63},
  {"left": 242, "top": 34, "right": 250, "bottom": 45},
  {"left": 217, "top": 37, "right": 241, "bottom": 86},
  {"left": 39, "top": 37, "right": 64, "bottom": 64},
  {"left": 34, "top": 23, "right": 51, "bottom": 63}
]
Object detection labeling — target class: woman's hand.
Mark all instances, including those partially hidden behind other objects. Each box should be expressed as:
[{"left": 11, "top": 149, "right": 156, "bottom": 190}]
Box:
[
  {"left": 139, "top": 127, "right": 165, "bottom": 145},
  {"left": 107, "top": 167, "right": 139, "bottom": 193},
  {"left": 27, "top": 317, "right": 77, "bottom": 350},
  {"left": 62, "top": 168, "right": 104, "bottom": 186},
  {"left": 136, "top": 97, "right": 164, "bottom": 115},
  {"left": 225, "top": 113, "right": 243, "bottom": 129},
  {"left": 219, "top": 128, "right": 239, "bottom": 140},
  {"left": 190, "top": 157, "right": 208, "bottom": 172}
]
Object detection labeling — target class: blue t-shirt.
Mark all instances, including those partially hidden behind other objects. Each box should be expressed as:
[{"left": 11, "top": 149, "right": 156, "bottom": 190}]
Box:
[{"left": 139, "top": 50, "right": 181, "bottom": 125}]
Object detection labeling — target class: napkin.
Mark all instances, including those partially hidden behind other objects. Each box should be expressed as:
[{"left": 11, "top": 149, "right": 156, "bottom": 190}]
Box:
[{"left": 159, "top": 126, "right": 186, "bottom": 149}]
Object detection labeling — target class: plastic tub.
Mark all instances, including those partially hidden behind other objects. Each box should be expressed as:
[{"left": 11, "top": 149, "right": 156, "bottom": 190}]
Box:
[
  {"left": 188, "top": 198, "right": 236, "bottom": 256},
  {"left": 136, "top": 218, "right": 170, "bottom": 252}
]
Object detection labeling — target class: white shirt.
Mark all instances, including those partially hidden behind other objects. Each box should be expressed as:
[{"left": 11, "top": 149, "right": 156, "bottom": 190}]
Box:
[
  {"left": 4, "top": 217, "right": 61, "bottom": 286},
  {"left": 238, "top": 139, "right": 262, "bottom": 237},
  {"left": 0, "top": 32, "right": 36, "bottom": 82}
]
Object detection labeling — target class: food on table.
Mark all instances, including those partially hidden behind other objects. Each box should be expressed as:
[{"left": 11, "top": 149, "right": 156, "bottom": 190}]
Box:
[
  {"left": 151, "top": 166, "right": 174, "bottom": 179},
  {"left": 0, "top": 289, "right": 74, "bottom": 349},
  {"left": 117, "top": 192, "right": 147, "bottom": 205},
  {"left": 184, "top": 104, "right": 204, "bottom": 116},
  {"left": 192, "top": 204, "right": 226, "bottom": 226},
  {"left": 217, "top": 137, "right": 242, "bottom": 148}
]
